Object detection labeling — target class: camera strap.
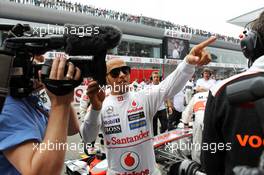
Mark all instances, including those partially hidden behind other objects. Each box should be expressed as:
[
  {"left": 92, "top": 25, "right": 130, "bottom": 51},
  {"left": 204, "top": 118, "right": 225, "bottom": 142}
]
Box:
[{"left": 42, "top": 79, "right": 82, "bottom": 96}]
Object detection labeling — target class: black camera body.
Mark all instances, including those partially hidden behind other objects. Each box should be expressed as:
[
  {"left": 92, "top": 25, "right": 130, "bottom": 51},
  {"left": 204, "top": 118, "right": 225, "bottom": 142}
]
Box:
[{"left": 0, "top": 23, "right": 122, "bottom": 112}]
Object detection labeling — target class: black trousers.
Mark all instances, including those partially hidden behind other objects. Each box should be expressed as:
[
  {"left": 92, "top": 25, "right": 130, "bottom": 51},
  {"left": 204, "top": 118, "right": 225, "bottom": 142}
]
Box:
[
  {"left": 168, "top": 109, "right": 182, "bottom": 131},
  {"left": 153, "top": 109, "right": 168, "bottom": 136}
]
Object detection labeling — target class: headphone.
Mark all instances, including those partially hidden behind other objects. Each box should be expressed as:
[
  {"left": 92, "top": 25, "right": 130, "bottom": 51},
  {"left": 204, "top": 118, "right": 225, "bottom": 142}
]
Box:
[{"left": 240, "top": 30, "right": 264, "bottom": 66}]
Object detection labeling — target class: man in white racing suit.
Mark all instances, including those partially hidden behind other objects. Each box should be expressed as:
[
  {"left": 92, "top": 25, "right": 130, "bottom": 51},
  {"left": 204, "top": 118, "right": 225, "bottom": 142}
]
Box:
[
  {"left": 181, "top": 91, "right": 208, "bottom": 164},
  {"left": 80, "top": 37, "right": 216, "bottom": 175}
]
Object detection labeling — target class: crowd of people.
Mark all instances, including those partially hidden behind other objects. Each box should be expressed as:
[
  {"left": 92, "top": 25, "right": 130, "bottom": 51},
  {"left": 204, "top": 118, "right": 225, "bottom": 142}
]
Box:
[
  {"left": 116, "top": 67, "right": 217, "bottom": 136},
  {"left": 8, "top": 0, "right": 240, "bottom": 44}
]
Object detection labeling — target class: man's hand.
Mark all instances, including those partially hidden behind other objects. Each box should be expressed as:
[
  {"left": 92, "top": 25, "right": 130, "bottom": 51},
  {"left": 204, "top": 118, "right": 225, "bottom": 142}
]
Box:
[
  {"left": 46, "top": 57, "right": 81, "bottom": 107},
  {"left": 87, "top": 81, "right": 105, "bottom": 110},
  {"left": 186, "top": 36, "right": 217, "bottom": 66},
  {"left": 196, "top": 86, "right": 208, "bottom": 93}
]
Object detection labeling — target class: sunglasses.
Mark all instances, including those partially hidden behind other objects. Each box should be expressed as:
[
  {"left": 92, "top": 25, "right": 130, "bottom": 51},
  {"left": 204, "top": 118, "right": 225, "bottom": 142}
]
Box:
[{"left": 108, "top": 66, "right": 131, "bottom": 78}]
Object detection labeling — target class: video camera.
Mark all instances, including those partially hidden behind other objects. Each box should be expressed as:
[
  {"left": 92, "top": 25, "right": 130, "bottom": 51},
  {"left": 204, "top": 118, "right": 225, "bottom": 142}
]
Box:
[{"left": 0, "top": 23, "right": 122, "bottom": 113}]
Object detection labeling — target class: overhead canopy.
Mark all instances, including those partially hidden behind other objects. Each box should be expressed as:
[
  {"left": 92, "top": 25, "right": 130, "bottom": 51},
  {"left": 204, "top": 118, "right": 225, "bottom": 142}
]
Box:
[{"left": 228, "top": 7, "right": 264, "bottom": 27}]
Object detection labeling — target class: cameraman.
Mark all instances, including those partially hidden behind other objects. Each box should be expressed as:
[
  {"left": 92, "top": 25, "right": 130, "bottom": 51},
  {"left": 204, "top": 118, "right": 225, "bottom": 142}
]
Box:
[
  {"left": 201, "top": 11, "right": 264, "bottom": 175},
  {"left": 0, "top": 57, "right": 80, "bottom": 175}
]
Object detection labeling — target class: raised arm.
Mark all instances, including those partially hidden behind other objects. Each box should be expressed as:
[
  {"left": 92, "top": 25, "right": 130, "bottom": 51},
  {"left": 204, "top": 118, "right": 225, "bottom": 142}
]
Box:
[
  {"left": 80, "top": 81, "right": 105, "bottom": 143},
  {"left": 144, "top": 37, "right": 216, "bottom": 118}
]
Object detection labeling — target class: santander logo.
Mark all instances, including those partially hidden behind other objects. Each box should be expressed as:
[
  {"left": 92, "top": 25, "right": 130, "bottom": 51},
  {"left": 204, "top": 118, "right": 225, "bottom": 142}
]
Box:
[{"left": 120, "top": 152, "right": 140, "bottom": 171}]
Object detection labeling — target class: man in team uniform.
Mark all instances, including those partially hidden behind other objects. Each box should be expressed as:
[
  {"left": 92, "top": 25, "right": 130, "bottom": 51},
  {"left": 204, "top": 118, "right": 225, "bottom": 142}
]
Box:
[
  {"left": 201, "top": 11, "right": 264, "bottom": 175},
  {"left": 81, "top": 37, "right": 216, "bottom": 175}
]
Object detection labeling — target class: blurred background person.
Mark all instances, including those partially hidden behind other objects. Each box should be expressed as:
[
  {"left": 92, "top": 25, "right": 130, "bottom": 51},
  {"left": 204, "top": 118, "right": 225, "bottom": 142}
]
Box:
[
  {"left": 184, "top": 75, "right": 195, "bottom": 105},
  {"left": 196, "top": 68, "right": 216, "bottom": 92},
  {"left": 181, "top": 91, "right": 209, "bottom": 164},
  {"left": 168, "top": 89, "right": 185, "bottom": 131},
  {"left": 150, "top": 71, "right": 170, "bottom": 136}
]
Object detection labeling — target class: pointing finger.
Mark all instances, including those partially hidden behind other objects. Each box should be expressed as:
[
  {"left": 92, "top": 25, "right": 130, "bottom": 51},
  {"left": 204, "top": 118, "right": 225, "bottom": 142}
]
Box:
[{"left": 193, "top": 36, "right": 217, "bottom": 52}]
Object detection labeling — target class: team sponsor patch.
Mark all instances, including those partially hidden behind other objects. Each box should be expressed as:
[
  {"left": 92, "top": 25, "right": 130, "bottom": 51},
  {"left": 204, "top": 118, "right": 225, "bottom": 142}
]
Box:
[
  {"left": 117, "top": 96, "right": 124, "bottom": 101},
  {"left": 103, "top": 118, "right": 120, "bottom": 126},
  {"left": 104, "top": 125, "right": 122, "bottom": 135},
  {"left": 103, "top": 113, "right": 119, "bottom": 118},
  {"left": 127, "top": 112, "right": 145, "bottom": 121},
  {"left": 127, "top": 106, "right": 143, "bottom": 114},
  {"left": 131, "top": 100, "right": 138, "bottom": 108},
  {"left": 129, "top": 120, "right": 146, "bottom": 130},
  {"left": 120, "top": 151, "right": 140, "bottom": 171},
  {"left": 110, "top": 130, "right": 150, "bottom": 145},
  {"left": 106, "top": 106, "right": 114, "bottom": 114}
]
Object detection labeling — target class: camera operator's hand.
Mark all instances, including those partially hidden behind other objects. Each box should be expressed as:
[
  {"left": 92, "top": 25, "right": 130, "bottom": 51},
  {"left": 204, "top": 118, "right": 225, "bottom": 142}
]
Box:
[
  {"left": 186, "top": 36, "right": 216, "bottom": 66},
  {"left": 46, "top": 57, "right": 81, "bottom": 107},
  {"left": 86, "top": 80, "right": 105, "bottom": 110}
]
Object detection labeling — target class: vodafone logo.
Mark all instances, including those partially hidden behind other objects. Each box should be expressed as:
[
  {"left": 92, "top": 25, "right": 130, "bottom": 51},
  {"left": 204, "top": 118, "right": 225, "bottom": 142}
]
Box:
[
  {"left": 127, "top": 100, "right": 143, "bottom": 114},
  {"left": 120, "top": 152, "right": 140, "bottom": 171},
  {"left": 131, "top": 100, "right": 138, "bottom": 108}
]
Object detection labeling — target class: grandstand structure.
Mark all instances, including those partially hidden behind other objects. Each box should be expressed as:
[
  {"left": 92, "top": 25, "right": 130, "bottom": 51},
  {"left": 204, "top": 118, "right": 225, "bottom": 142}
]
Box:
[{"left": 0, "top": 0, "right": 247, "bottom": 81}]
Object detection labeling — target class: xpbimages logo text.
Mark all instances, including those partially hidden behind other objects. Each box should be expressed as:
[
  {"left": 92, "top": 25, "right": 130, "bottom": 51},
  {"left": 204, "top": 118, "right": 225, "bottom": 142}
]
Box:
[
  {"left": 165, "top": 141, "right": 232, "bottom": 154},
  {"left": 32, "top": 24, "right": 100, "bottom": 37},
  {"left": 98, "top": 83, "right": 166, "bottom": 95},
  {"left": 32, "top": 140, "right": 100, "bottom": 153}
]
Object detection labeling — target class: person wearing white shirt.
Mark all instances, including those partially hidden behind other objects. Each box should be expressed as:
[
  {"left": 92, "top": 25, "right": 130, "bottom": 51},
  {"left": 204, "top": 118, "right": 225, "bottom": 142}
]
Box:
[
  {"left": 184, "top": 77, "right": 195, "bottom": 105},
  {"left": 181, "top": 91, "right": 209, "bottom": 164},
  {"left": 168, "top": 89, "right": 185, "bottom": 130},
  {"left": 150, "top": 72, "right": 171, "bottom": 136},
  {"left": 195, "top": 68, "right": 216, "bottom": 92}
]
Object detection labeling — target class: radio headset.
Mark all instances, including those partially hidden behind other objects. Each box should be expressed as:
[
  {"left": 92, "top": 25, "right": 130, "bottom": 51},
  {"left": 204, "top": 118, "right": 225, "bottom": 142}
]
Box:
[{"left": 240, "top": 21, "right": 264, "bottom": 67}]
